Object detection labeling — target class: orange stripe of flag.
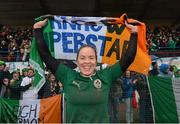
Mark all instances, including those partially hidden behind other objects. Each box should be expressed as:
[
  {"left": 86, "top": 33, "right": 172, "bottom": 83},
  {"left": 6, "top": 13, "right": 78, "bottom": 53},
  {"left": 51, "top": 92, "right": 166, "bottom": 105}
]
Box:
[
  {"left": 39, "top": 95, "right": 62, "bottom": 123},
  {"left": 102, "top": 14, "right": 151, "bottom": 75}
]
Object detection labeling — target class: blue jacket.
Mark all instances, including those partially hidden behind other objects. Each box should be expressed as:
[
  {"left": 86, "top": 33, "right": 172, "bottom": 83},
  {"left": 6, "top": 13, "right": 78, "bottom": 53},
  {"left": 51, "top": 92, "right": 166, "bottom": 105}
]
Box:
[{"left": 122, "top": 77, "right": 136, "bottom": 98}]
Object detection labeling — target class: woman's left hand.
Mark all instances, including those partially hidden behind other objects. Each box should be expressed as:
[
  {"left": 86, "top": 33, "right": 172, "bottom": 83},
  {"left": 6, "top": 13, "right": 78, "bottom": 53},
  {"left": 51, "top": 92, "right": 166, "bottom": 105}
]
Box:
[{"left": 124, "top": 21, "right": 138, "bottom": 33}]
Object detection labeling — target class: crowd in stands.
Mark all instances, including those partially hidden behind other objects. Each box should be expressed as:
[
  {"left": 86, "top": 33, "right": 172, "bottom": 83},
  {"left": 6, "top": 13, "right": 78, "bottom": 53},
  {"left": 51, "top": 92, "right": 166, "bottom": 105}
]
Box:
[
  {"left": 0, "top": 25, "right": 32, "bottom": 62},
  {"left": 147, "top": 26, "right": 180, "bottom": 51}
]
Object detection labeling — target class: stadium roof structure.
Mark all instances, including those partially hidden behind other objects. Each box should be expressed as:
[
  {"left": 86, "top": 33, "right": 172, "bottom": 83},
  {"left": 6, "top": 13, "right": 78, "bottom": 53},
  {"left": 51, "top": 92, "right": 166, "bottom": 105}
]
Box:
[{"left": 0, "top": 0, "right": 179, "bottom": 27}]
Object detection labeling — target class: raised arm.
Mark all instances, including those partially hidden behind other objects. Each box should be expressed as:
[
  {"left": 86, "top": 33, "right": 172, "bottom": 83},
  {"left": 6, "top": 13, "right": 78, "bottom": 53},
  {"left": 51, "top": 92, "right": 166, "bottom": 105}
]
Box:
[
  {"left": 120, "top": 21, "right": 138, "bottom": 72},
  {"left": 33, "top": 19, "right": 59, "bottom": 74}
]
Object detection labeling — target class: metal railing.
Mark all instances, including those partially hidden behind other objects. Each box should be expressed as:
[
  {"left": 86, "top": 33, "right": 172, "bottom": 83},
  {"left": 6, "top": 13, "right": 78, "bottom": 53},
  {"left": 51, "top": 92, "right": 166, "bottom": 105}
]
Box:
[{"left": 0, "top": 50, "right": 29, "bottom": 62}]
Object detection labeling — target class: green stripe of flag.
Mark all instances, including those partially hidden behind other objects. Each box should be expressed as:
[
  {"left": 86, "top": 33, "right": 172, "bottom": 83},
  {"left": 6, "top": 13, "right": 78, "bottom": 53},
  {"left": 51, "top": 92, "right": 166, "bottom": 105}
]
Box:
[
  {"left": 0, "top": 98, "right": 19, "bottom": 123},
  {"left": 148, "top": 76, "right": 179, "bottom": 123},
  {"left": 30, "top": 17, "right": 54, "bottom": 93}
]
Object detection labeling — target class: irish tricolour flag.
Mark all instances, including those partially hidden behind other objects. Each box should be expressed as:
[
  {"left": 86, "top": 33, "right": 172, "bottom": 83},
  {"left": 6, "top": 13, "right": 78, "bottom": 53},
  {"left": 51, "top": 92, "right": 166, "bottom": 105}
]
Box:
[
  {"left": 148, "top": 76, "right": 180, "bottom": 123},
  {"left": 30, "top": 14, "right": 151, "bottom": 95},
  {"left": 0, "top": 95, "right": 61, "bottom": 123}
]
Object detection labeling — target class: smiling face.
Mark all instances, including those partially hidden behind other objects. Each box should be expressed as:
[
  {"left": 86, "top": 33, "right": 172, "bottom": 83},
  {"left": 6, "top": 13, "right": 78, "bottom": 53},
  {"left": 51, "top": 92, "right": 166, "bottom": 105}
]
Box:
[{"left": 77, "top": 46, "right": 97, "bottom": 76}]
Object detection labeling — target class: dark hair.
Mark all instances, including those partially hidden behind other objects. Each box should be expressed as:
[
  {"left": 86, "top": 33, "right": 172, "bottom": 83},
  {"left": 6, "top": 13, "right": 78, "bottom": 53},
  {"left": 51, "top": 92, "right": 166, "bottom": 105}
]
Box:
[
  {"left": 76, "top": 44, "right": 97, "bottom": 60},
  {"left": 28, "top": 68, "right": 35, "bottom": 73},
  {"left": 11, "top": 71, "right": 19, "bottom": 76},
  {"left": 152, "top": 61, "right": 157, "bottom": 67}
]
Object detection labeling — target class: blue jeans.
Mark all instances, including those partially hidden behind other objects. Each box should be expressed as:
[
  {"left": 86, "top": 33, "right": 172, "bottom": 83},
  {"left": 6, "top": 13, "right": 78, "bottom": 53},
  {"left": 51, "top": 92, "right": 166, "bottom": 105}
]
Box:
[{"left": 124, "top": 97, "right": 133, "bottom": 123}]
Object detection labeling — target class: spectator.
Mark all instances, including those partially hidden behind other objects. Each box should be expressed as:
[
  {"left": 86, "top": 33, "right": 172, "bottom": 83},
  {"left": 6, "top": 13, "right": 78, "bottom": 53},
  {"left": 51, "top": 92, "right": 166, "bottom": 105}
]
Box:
[
  {"left": 174, "top": 69, "right": 180, "bottom": 78},
  {"left": 122, "top": 70, "right": 137, "bottom": 123},
  {"left": 20, "top": 68, "right": 36, "bottom": 99},
  {"left": 135, "top": 74, "right": 146, "bottom": 122},
  {"left": 4, "top": 71, "right": 21, "bottom": 99},
  {"left": 0, "top": 40, "right": 8, "bottom": 60},
  {"left": 20, "top": 41, "right": 30, "bottom": 62},
  {"left": 167, "top": 37, "right": 177, "bottom": 49},
  {"left": 168, "top": 65, "right": 175, "bottom": 76},
  {"left": 7, "top": 39, "right": 20, "bottom": 61},
  {"left": 38, "top": 73, "right": 61, "bottom": 99},
  {"left": 0, "top": 60, "right": 10, "bottom": 97},
  {"left": 159, "top": 64, "right": 170, "bottom": 77},
  {"left": 108, "top": 77, "right": 122, "bottom": 123},
  {"left": 149, "top": 61, "right": 159, "bottom": 76},
  {"left": 21, "top": 68, "right": 29, "bottom": 78}
]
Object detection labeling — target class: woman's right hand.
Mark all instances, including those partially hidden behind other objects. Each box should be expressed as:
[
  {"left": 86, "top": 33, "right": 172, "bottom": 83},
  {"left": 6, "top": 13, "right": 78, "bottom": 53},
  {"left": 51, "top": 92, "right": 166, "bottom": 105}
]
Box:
[{"left": 33, "top": 19, "right": 48, "bottom": 29}]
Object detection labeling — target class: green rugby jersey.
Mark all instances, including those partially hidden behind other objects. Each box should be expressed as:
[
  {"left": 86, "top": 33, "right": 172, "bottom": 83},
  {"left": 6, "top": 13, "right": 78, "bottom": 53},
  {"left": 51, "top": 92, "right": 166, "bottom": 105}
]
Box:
[{"left": 55, "top": 62, "right": 122, "bottom": 123}]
